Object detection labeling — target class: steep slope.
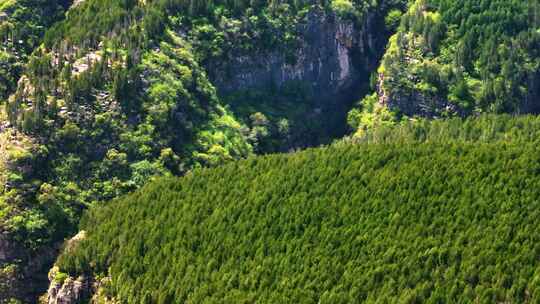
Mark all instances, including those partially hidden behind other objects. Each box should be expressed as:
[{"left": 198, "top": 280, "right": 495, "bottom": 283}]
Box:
[
  {"left": 0, "top": 30, "right": 251, "bottom": 303},
  {"left": 348, "top": 0, "right": 540, "bottom": 136},
  {"left": 0, "top": 0, "right": 71, "bottom": 100},
  {"left": 0, "top": 0, "right": 406, "bottom": 302},
  {"left": 205, "top": 4, "right": 396, "bottom": 148},
  {"left": 52, "top": 115, "right": 540, "bottom": 303}
]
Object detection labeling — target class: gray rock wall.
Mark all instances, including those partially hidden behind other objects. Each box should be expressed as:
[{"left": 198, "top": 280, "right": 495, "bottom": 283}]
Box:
[
  {"left": 210, "top": 7, "right": 384, "bottom": 108},
  {"left": 47, "top": 268, "right": 90, "bottom": 304}
]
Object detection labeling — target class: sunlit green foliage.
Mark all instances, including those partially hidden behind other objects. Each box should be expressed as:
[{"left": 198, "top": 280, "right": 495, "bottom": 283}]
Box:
[
  {"left": 374, "top": 0, "right": 540, "bottom": 116},
  {"left": 2, "top": 0, "right": 539, "bottom": 301},
  {"left": 348, "top": 114, "right": 540, "bottom": 145},
  {"left": 1, "top": 31, "right": 253, "bottom": 252},
  {"left": 59, "top": 115, "right": 540, "bottom": 303},
  {"left": 0, "top": 0, "right": 69, "bottom": 99},
  {"left": 1, "top": 0, "right": 408, "bottom": 257}
]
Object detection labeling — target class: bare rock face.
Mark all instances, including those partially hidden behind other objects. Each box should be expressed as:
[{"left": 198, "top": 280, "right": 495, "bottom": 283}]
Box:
[
  {"left": 378, "top": 67, "right": 540, "bottom": 118},
  {"left": 377, "top": 72, "right": 461, "bottom": 118},
  {"left": 45, "top": 231, "right": 91, "bottom": 304},
  {"left": 46, "top": 267, "right": 91, "bottom": 304},
  {"left": 70, "top": 0, "right": 86, "bottom": 9},
  {"left": 210, "top": 7, "right": 386, "bottom": 107},
  {"left": 45, "top": 267, "right": 118, "bottom": 304}
]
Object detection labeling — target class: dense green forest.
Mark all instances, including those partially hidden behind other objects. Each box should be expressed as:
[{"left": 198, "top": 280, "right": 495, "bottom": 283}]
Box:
[
  {"left": 2, "top": 0, "right": 540, "bottom": 302},
  {"left": 0, "top": 0, "right": 403, "bottom": 255},
  {"left": 348, "top": 114, "right": 540, "bottom": 144},
  {"left": 0, "top": 0, "right": 70, "bottom": 100},
  {"left": 56, "top": 115, "right": 540, "bottom": 303},
  {"left": 348, "top": 0, "right": 540, "bottom": 136},
  {"left": 0, "top": 0, "right": 406, "bottom": 301}
]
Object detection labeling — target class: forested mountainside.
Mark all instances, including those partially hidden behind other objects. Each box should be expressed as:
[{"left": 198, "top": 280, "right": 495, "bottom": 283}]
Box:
[
  {"left": 50, "top": 115, "right": 540, "bottom": 303},
  {"left": 0, "top": 0, "right": 71, "bottom": 100},
  {"left": 348, "top": 0, "right": 540, "bottom": 136},
  {"left": 0, "top": 0, "right": 406, "bottom": 302},
  {"left": 2, "top": 0, "right": 540, "bottom": 303}
]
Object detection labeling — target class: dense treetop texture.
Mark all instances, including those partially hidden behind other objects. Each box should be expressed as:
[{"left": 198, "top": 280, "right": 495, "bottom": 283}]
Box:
[
  {"left": 58, "top": 115, "right": 540, "bottom": 303},
  {"left": 2, "top": 0, "right": 540, "bottom": 302},
  {"left": 0, "top": 0, "right": 406, "bottom": 301},
  {"left": 348, "top": 0, "right": 540, "bottom": 136},
  {"left": 1, "top": 0, "right": 401, "bottom": 248}
]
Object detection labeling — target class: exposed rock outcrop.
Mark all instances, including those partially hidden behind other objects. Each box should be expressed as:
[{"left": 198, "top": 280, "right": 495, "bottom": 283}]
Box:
[
  {"left": 45, "top": 232, "right": 91, "bottom": 304},
  {"left": 45, "top": 231, "right": 117, "bottom": 304},
  {"left": 377, "top": 72, "right": 460, "bottom": 118},
  {"left": 46, "top": 267, "right": 91, "bottom": 304},
  {"left": 210, "top": 7, "right": 387, "bottom": 108}
]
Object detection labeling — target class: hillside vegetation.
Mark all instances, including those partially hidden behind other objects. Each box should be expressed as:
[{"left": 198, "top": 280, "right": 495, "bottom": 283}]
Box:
[
  {"left": 2, "top": 0, "right": 540, "bottom": 302},
  {"left": 57, "top": 115, "right": 540, "bottom": 303},
  {"left": 0, "top": 0, "right": 70, "bottom": 99},
  {"left": 0, "top": 0, "right": 401, "bottom": 247},
  {"left": 348, "top": 0, "right": 540, "bottom": 135},
  {"left": 0, "top": 0, "right": 405, "bottom": 301}
]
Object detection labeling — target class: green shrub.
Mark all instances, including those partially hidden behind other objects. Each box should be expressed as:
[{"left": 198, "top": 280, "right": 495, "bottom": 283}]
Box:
[{"left": 331, "top": 0, "right": 355, "bottom": 17}]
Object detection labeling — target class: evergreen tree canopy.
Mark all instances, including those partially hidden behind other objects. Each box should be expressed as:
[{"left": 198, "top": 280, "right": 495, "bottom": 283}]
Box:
[{"left": 59, "top": 115, "right": 540, "bottom": 303}]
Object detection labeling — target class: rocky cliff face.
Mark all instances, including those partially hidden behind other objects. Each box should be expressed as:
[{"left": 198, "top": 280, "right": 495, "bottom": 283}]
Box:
[
  {"left": 209, "top": 7, "right": 386, "bottom": 108},
  {"left": 45, "top": 232, "right": 118, "bottom": 304},
  {"left": 46, "top": 271, "right": 117, "bottom": 304},
  {"left": 377, "top": 72, "right": 461, "bottom": 118},
  {"left": 377, "top": 63, "right": 540, "bottom": 118},
  {"left": 46, "top": 267, "right": 91, "bottom": 304}
]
